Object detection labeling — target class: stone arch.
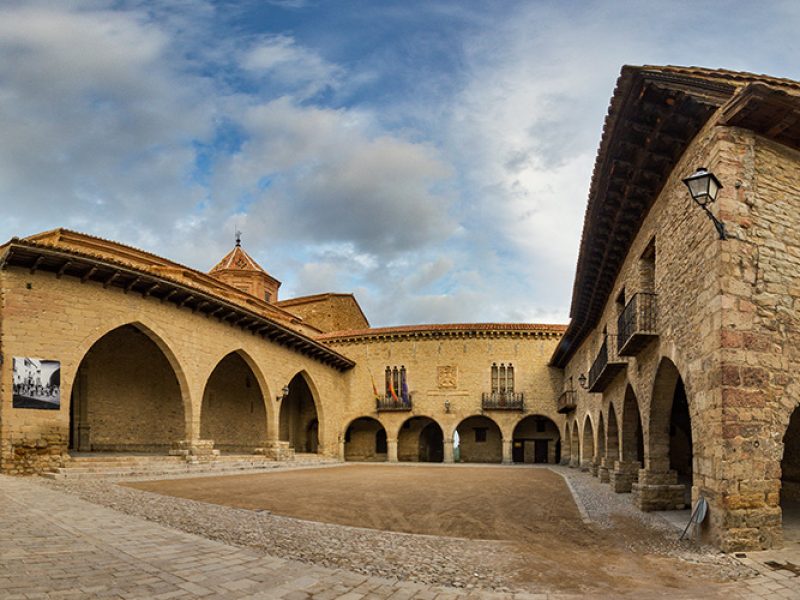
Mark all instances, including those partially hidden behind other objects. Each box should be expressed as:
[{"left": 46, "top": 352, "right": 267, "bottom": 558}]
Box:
[
  {"left": 570, "top": 421, "right": 580, "bottom": 467},
  {"left": 344, "top": 416, "right": 387, "bottom": 461},
  {"left": 581, "top": 414, "right": 595, "bottom": 470},
  {"left": 69, "top": 323, "right": 188, "bottom": 453},
  {"left": 596, "top": 412, "right": 606, "bottom": 472},
  {"left": 512, "top": 414, "right": 561, "bottom": 464},
  {"left": 621, "top": 385, "right": 644, "bottom": 465},
  {"left": 606, "top": 401, "right": 621, "bottom": 464},
  {"left": 199, "top": 350, "right": 269, "bottom": 453},
  {"left": 641, "top": 357, "right": 693, "bottom": 510},
  {"left": 397, "top": 416, "right": 444, "bottom": 462},
  {"left": 455, "top": 415, "right": 502, "bottom": 463},
  {"left": 279, "top": 370, "right": 322, "bottom": 454},
  {"left": 779, "top": 403, "right": 800, "bottom": 543}
]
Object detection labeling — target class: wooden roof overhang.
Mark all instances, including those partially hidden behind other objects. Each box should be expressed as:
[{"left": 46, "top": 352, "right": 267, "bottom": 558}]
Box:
[
  {"left": 0, "top": 240, "right": 355, "bottom": 371},
  {"left": 550, "top": 66, "right": 735, "bottom": 367},
  {"left": 720, "top": 83, "right": 800, "bottom": 151}
]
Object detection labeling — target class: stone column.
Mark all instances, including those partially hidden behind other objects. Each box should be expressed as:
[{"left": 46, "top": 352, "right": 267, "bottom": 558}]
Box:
[
  {"left": 632, "top": 469, "right": 687, "bottom": 511},
  {"left": 387, "top": 438, "right": 398, "bottom": 463},
  {"left": 598, "top": 457, "right": 611, "bottom": 483},
  {"left": 443, "top": 439, "right": 454, "bottom": 463},
  {"left": 502, "top": 439, "right": 513, "bottom": 464},
  {"left": 610, "top": 460, "right": 641, "bottom": 493}
]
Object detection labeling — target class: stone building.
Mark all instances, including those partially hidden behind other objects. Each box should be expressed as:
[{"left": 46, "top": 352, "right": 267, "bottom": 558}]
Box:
[
  {"left": 552, "top": 66, "right": 800, "bottom": 552},
  {"left": 0, "top": 229, "right": 565, "bottom": 481},
  {"left": 2, "top": 64, "right": 800, "bottom": 554}
]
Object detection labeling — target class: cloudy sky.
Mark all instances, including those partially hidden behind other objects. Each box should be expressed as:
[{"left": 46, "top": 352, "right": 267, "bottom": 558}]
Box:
[{"left": 2, "top": 1, "right": 800, "bottom": 326}]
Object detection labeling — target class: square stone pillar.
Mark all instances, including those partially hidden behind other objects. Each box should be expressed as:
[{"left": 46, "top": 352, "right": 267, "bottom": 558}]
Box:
[
  {"left": 170, "top": 439, "right": 218, "bottom": 461},
  {"left": 387, "top": 438, "right": 398, "bottom": 463},
  {"left": 254, "top": 441, "right": 292, "bottom": 461},
  {"left": 632, "top": 469, "right": 687, "bottom": 511},
  {"left": 610, "top": 460, "right": 640, "bottom": 493},
  {"left": 598, "top": 457, "right": 611, "bottom": 483},
  {"left": 502, "top": 439, "right": 513, "bottom": 464},
  {"left": 443, "top": 439, "right": 454, "bottom": 463}
]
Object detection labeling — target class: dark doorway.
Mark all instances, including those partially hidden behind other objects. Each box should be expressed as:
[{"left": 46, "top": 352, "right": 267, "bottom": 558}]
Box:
[{"left": 534, "top": 439, "right": 549, "bottom": 463}]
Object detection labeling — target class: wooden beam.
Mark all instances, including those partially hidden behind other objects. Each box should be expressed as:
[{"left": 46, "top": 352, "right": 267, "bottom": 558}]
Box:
[
  {"left": 103, "top": 271, "right": 120, "bottom": 289},
  {"left": 142, "top": 282, "right": 160, "bottom": 297},
  {"left": 209, "top": 306, "right": 225, "bottom": 318},
  {"left": 124, "top": 277, "right": 141, "bottom": 293},
  {"left": 162, "top": 289, "right": 179, "bottom": 303},
  {"left": 29, "top": 256, "right": 45, "bottom": 274},
  {"left": 56, "top": 261, "right": 72, "bottom": 279},
  {"left": 178, "top": 294, "right": 195, "bottom": 309},
  {"left": 81, "top": 266, "right": 98, "bottom": 283}
]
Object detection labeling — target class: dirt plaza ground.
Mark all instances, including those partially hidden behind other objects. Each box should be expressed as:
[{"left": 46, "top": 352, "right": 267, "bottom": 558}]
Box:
[{"left": 122, "top": 464, "right": 754, "bottom": 597}]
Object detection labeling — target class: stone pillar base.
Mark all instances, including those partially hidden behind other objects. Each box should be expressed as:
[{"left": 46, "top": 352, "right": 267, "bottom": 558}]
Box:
[
  {"left": 169, "top": 439, "right": 219, "bottom": 460},
  {"left": 632, "top": 470, "right": 686, "bottom": 511},
  {"left": 580, "top": 459, "right": 593, "bottom": 472},
  {"left": 589, "top": 463, "right": 599, "bottom": 477},
  {"left": 569, "top": 458, "right": 580, "bottom": 468},
  {"left": 254, "top": 441, "right": 293, "bottom": 461},
  {"left": 598, "top": 466, "right": 610, "bottom": 483},
  {"left": 610, "top": 461, "right": 640, "bottom": 493}
]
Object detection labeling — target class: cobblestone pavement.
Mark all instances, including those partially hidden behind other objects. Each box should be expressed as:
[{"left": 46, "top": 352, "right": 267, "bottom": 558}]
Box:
[{"left": 1, "top": 470, "right": 799, "bottom": 599}]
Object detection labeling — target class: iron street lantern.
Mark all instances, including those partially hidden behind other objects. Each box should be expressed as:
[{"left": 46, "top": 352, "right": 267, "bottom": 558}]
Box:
[
  {"left": 682, "top": 167, "right": 722, "bottom": 207},
  {"left": 682, "top": 167, "right": 728, "bottom": 240}
]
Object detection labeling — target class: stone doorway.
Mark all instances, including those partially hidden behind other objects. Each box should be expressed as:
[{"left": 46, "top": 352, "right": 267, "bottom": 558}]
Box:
[
  {"left": 513, "top": 415, "right": 560, "bottom": 464},
  {"left": 781, "top": 406, "right": 800, "bottom": 546},
  {"left": 344, "top": 417, "right": 387, "bottom": 462},
  {"left": 200, "top": 352, "right": 267, "bottom": 454},
  {"left": 398, "top": 416, "right": 443, "bottom": 463},
  {"left": 455, "top": 416, "right": 502, "bottom": 463},
  {"left": 279, "top": 372, "right": 319, "bottom": 453},
  {"left": 69, "top": 324, "right": 186, "bottom": 454}
]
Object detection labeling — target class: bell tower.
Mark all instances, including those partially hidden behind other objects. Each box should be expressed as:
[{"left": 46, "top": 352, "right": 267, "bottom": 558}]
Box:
[{"left": 208, "top": 232, "right": 281, "bottom": 303}]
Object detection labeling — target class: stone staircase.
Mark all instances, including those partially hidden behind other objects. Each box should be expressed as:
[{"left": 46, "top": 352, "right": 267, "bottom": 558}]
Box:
[{"left": 42, "top": 452, "right": 340, "bottom": 480}]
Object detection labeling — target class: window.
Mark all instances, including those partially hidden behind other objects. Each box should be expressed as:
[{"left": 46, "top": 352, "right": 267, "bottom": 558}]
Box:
[
  {"left": 640, "top": 238, "right": 656, "bottom": 291},
  {"left": 474, "top": 427, "right": 488, "bottom": 443},
  {"left": 384, "top": 365, "right": 410, "bottom": 403},
  {"left": 264, "top": 291, "right": 272, "bottom": 302},
  {"left": 491, "top": 363, "right": 514, "bottom": 394}
]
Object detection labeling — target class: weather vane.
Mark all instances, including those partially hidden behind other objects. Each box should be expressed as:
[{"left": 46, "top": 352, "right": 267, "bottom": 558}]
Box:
[{"left": 235, "top": 229, "right": 242, "bottom": 247}]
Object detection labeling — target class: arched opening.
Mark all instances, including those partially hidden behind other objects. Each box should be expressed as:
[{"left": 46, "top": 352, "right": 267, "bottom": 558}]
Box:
[
  {"left": 455, "top": 416, "right": 502, "bottom": 463},
  {"left": 647, "top": 359, "right": 693, "bottom": 508},
  {"left": 398, "top": 416, "right": 443, "bottom": 462},
  {"left": 606, "top": 403, "right": 621, "bottom": 464},
  {"left": 581, "top": 415, "right": 595, "bottom": 470},
  {"left": 596, "top": 412, "right": 606, "bottom": 474},
  {"left": 780, "top": 406, "right": 800, "bottom": 542},
  {"left": 513, "top": 415, "right": 560, "bottom": 464},
  {"left": 279, "top": 372, "right": 319, "bottom": 454},
  {"left": 200, "top": 352, "right": 267, "bottom": 454},
  {"left": 69, "top": 324, "right": 185, "bottom": 453},
  {"left": 345, "top": 417, "right": 387, "bottom": 462},
  {"left": 570, "top": 422, "right": 580, "bottom": 467},
  {"left": 621, "top": 386, "right": 644, "bottom": 465}
]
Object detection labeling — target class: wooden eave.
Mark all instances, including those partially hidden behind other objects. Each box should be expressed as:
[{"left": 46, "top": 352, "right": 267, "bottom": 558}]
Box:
[
  {"left": 720, "top": 83, "right": 800, "bottom": 151},
  {"left": 550, "top": 66, "right": 734, "bottom": 368},
  {"left": 0, "top": 241, "right": 355, "bottom": 371}
]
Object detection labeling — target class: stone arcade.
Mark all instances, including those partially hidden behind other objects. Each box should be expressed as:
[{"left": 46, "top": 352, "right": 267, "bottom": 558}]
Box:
[{"left": 2, "top": 65, "right": 800, "bottom": 554}]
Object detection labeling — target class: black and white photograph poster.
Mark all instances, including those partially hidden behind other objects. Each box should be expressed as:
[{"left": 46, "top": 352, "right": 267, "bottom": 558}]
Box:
[{"left": 12, "top": 357, "right": 61, "bottom": 409}]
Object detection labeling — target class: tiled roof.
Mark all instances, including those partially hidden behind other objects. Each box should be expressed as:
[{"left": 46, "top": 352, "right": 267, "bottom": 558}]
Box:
[{"left": 319, "top": 322, "right": 567, "bottom": 341}]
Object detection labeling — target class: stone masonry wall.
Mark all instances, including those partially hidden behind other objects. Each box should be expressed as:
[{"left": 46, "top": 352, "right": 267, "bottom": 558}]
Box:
[{"left": 0, "top": 268, "right": 348, "bottom": 474}]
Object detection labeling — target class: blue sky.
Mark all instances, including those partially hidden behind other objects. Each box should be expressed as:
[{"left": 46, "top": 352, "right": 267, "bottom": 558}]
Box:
[{"left": 2, "top": 1, "right": 800, "bottom": 326}]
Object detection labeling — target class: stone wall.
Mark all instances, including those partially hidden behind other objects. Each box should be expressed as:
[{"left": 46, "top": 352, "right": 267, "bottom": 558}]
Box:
[{"left": 0, "top": 267, "right": 348, "bottom": 474}]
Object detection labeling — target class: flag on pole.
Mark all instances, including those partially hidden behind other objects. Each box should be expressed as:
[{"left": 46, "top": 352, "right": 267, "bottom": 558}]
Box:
[
  {"left": 368, "top": 368, "right": 380, "bottom": 401},
  {"left": 401, "top": 377, "right": 409, "bottom": 405},
  {"left": 388, "top": 377, "right": 399, "bottom": 403}
]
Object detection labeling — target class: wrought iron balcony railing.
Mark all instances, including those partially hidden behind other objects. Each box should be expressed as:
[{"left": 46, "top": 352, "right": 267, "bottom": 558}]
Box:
[
  {"left": 588, "top": 333, "right": 627, "bottom": 393},
  {"left": 557, "top": 390, "right": 577, "bottom": 414},
  {"left": 376, "top": 394, "right": 413, "bottom": 411},
  {"left": 617, "top": 292, "right": 658, "bottom": 356},
  {"left": 481, "top": 391, "right": 524, "bottom": 410}
]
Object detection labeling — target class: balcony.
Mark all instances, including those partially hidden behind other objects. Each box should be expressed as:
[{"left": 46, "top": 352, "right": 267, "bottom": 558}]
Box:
[
  {"left": 618, "top": 292, "right": 658, "bottom": 356},
  {"left": 588, "top": 334, "right": 627, "bottom": 393},
  {"left": 557, "top": 390, "right": 577, "bottom": 414},
  {"left": 482, "top": 391, "right": 524, "bottom": 411},
  {"left": 376, "top": 395, "right": 413, "bottom": 411}
]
